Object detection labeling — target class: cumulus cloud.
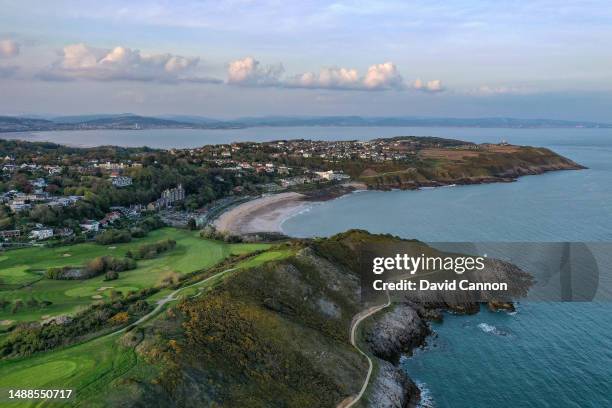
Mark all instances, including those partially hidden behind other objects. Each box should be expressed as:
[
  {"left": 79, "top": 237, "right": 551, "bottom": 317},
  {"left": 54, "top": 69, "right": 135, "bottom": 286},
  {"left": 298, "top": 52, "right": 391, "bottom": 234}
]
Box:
[
  {"left": 288, "top": 62, "right": 405, "bottom": 91},
  {"left": 0, "top": 39, "right": 20, "bottom": 58},
  {"left": 289, "top": 67, "right": 360, "bottom": 89},
  {"left": 413, "top": 78, "right": 443, "bottom": 92},
  {"left": 40, "top": 43, "right": 222, "bottom": 83},
  {"left": 237, "top": 60, "right": 413, "bottom": 91},
  {"left": 227, "top": 57, "right": 284, "bottom": 86},
  {"left": 363, "top": 62, "right": 404, "bottom": 90}
]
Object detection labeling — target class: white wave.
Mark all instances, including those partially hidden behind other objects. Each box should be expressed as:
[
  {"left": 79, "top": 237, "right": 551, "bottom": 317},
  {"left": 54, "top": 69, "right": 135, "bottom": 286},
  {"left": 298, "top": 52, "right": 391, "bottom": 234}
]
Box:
[
  {"left": 416, "top": 381, "right": 435, "bottom": 408},
  {"left": 478, "top": 322, "right": 509, "bottom": 336},
  {"left": 478, "top": 322, "right": 497, "bottom": 333}
]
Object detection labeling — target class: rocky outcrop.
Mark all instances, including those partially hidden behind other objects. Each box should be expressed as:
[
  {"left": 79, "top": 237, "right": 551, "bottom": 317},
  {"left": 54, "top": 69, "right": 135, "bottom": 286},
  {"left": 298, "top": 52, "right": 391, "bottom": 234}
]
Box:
[
  {"left": 361, "top": 303, "right": 428, "bottom": 408},
  {"left": 366, "top": 359, "right": 420, "bottom": 408},
  {"left": 365, "top": 304, "right": 429, "bottom": 363}
]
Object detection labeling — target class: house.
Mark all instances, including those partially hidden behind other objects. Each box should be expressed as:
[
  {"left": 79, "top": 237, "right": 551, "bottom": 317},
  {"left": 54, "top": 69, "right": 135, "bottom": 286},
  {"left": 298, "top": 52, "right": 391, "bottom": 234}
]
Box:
[
  {"left": 55, "top": 228, "right": 74, "bottom": 237},
  {"left": 80, "top": 220, "right": 100, "bottom": 233},
  {"left": 30, "top": 229, "right": 54, "bottom": 240},
  {"left": 100, "top": 211, "right": 121, "bottom": 227},
  {"left": 110, "top": 175, "right": 133, "bottom": 187},
  {"left": 31, "top": 178, "right": 47, "bottom": 188},
  {"left": 0, "top": 230, "right": 20, "bottom": 239},
  {"left": 46, "top": 166, "right": 62, "bottom": 175},
  {"left": 314, "top": 170, "right": 350, "bottom": 181},
  {"left": 9, "top": 202, "right": 31, "bottom": 212}
]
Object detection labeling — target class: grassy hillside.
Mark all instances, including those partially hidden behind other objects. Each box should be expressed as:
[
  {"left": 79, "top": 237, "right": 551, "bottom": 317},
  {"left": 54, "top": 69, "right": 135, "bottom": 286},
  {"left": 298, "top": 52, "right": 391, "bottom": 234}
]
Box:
[
  {"left": 0, "top": 228, "right": 269, "bottom": 323},
  {"left": 0, "top": 230, "right": 531, "bottom": 407},
  {"left": 351, "top": 144, "right": 584, "bottom": 189}
]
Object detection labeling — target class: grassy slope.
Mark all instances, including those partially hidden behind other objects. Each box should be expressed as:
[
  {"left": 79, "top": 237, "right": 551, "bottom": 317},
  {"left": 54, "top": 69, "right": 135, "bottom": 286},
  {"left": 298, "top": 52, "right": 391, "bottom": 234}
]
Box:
[
  {"left": 0, "top": 335, "right": 136, "bottom": 408},
  {"left": 355, "top": 145, "right": 582, "bottom": 188},
  {"left": 0, "top": 244, "right": 290, "bottom": 407},
  {"left": 0, "top": 231, "right": 440, "bottom": 407},
  {"left": 0, "top": 228, "right": 269, "bottom": 322},
  {"left": 102, "top": 238, "right": 371, "bottom": 407}
]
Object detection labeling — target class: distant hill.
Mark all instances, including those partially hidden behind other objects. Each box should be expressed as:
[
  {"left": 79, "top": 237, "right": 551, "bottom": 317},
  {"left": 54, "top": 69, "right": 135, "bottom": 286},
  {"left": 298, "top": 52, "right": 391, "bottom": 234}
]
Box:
[
  {"left": 51, "top": 113, "right": 137, "bottom": 124},
  {"left": 1, "top": 114, "right": 610, "bottom": 133},
  {"left": 0, "top": 116, "right": 56, "bottom": 132}
]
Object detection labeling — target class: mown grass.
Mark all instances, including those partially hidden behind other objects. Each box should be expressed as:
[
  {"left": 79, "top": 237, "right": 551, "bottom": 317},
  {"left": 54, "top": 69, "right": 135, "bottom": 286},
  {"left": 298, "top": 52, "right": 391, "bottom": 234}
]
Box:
[
  {"left": 0, "top": 335, "right": 136, "bottom": 407},
  {"left": 0, "top": 228, "right": 269, "bottom": 322}
]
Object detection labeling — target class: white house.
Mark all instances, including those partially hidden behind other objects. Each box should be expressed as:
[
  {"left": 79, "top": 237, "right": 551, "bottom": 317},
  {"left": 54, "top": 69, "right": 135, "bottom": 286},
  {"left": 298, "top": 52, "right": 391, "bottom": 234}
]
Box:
[
  {"left": 30, "top": 229, "right": 54, "bottom": 240},
  {"left": 80, "top": 220, "right": 100, "bottom": 232},
  {"left": 110, "top": 175, "right": 133, "bottom": 188},
  {"left": 314, "top": 170, "right": 350, "bottom": 181}
]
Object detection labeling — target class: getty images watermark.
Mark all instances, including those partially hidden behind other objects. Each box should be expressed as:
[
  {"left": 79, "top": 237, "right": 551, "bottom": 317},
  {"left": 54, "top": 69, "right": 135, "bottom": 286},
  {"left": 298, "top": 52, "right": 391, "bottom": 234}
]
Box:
[{"left": 358, "top": 242, "right": 609, "bottom": 304}]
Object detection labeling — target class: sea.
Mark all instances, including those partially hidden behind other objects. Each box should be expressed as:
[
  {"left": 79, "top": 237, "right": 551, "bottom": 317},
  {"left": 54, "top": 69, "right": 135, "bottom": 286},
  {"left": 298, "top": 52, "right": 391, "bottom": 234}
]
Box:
[{"left": 4, "top": 126, "right": 612, "bottom": 407}]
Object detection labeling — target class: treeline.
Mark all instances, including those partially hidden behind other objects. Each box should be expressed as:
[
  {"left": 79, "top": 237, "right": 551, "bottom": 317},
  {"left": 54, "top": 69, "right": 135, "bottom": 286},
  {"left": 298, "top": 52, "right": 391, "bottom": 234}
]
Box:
[
  {"left": 45, "top": 256, "right": 136, "bottom": 280},
  {"left": 0, "top": 288, "right": 156, "bottom": 358},
  {"left": 0, "top": 298, "right": 53, "bottom": 316},
  {"left": 94, "top": 216, "right": 165, "bottom": 245},
  {"left": 127, "top": 239, "right": 176, "bottom": 260}
]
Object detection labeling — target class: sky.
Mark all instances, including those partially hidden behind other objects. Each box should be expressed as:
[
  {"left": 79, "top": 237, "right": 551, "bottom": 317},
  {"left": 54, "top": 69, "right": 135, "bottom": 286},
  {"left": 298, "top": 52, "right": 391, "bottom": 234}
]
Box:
[{"left": 1, "top": 0, "right": 612, "bottom": 121}]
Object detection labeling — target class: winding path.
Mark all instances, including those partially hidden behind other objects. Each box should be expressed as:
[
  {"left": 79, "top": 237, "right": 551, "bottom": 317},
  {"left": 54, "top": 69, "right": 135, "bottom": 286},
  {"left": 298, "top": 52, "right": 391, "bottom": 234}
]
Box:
[
  {"left": 107, "top": 267, "right": 236, "bottom": 337},
  {"left": 340, "top": 291, "right": 392, "bottom": 408}
]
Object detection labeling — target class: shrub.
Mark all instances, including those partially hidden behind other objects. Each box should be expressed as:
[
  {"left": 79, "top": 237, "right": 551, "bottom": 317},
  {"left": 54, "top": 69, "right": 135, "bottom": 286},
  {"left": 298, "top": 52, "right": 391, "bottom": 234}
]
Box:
[
  {"left": 133, "top": 239, "right": 177, "bottom": 260},
  {"left": 130, "top": 227, "right": 146, "bottom": 238},
  {"left": 109, "top": 311, "right": 129, "bottom": 325},
  {"left": 86, "top": 257, "right": 107, "bottom": 275},
  {"left": 95, "top": 229, "right": 132, "bottom": 245},
  {"left": 104, "top": 271, "right": 119, "bottom": 281}
]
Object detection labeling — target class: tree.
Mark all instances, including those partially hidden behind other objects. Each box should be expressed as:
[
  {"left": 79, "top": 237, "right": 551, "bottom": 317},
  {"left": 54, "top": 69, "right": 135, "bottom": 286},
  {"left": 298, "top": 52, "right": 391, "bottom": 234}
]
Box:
[{"left": 187, "top": 218, "right": 197, "bottom": 230}]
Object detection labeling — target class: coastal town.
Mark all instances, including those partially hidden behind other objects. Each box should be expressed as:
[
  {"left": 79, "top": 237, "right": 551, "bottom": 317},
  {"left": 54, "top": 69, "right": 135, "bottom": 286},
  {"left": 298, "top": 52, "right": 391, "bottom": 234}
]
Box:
[{"left": 0, "top": 135, "right": 578, "bottom": 247}]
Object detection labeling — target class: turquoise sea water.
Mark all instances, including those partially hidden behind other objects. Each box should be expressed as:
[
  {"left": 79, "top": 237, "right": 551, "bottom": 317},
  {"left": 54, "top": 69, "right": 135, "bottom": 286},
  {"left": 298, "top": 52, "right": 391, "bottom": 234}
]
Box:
[
  {"left": 5, "top": 127, "right": 612, "bottom": 407},
  {"left": 281, "top": 128, "right": 612, "bottom": 407}
]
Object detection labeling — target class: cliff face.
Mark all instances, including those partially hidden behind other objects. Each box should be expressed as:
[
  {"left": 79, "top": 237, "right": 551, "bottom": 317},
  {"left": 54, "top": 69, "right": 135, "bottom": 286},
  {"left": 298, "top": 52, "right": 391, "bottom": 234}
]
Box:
[
  {"left": 363, "top": 304, "right": 429, "bottom": 408},
  {"left": 367, "top": 359, "right": 420, "bottom": 408},
  {"left": 365, "top": 304, "right": 429, "bottom": 364}
]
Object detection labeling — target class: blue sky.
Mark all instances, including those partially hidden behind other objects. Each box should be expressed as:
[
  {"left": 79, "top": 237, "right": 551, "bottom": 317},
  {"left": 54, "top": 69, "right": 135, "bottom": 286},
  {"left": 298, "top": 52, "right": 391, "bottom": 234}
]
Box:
[{"left": 1, "top": 0, "right": 611, "bottom": 120}]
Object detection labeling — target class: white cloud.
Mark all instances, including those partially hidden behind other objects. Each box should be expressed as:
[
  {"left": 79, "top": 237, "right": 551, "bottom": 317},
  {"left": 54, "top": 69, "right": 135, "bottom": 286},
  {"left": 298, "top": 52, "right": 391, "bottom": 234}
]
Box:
[
  {"left": 253, "top": 58, "right": 412, "bottom": 91},
  {"left": 288, "top": 67, "right": 360, "bottom": 89},
  {"left": 413, "top": 78, "right": 444, "bottom": 92},
  {"left": 0, "top": 39, "right": 20, "bottom": 58},
  {"left": 472, "top": 85, "right": 534, "bottom": 95},
  {"left": 275, "top": 61, "right": 411, "bottom": 91},
  {"left": 227, "top": 57, "right": 284, "bottom": 86},
  {"left": 40, "top": 43, "right": 221, "bottom": 83},
  {"left": 363, "top": 62, "right": 403, "bottom": 90}
]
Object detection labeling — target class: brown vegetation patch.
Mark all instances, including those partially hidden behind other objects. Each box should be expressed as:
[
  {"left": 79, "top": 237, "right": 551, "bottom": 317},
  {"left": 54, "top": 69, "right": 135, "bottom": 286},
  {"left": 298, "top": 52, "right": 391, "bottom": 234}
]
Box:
[
  {"left": 419, "top": 148, "right": 481, "bottom": 160},
  {"left": 360, "top": 168, "right": 379, "bottom": 177},
  {"left": 482, "top": 144, "right": 521, "bottom": 153}
]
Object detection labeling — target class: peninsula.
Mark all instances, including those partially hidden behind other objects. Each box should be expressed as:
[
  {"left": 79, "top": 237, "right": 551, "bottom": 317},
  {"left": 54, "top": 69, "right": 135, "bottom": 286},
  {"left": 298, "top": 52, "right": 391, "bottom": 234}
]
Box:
[{"left": 210, "top": 136, "right": 584, "bottom": 235}]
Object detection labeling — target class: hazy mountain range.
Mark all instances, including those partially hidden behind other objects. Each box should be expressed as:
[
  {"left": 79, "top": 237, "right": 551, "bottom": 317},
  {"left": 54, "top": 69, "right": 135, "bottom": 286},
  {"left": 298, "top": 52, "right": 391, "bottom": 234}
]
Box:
[{"left": 1, "top": 113, "right": 610, "bottom": 133}]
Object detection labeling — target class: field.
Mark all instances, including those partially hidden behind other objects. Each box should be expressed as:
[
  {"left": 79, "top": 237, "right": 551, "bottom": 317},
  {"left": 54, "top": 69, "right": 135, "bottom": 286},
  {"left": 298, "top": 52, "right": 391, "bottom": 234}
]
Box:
[
  {"left": 0, "top": 334, "right": 137, "bottom": 407},
  {"left": 0, "top": 228, "right": 269, "bottom": 322},
  {"left": 0, "top": 231, "right": 290, "bottom": 407}
]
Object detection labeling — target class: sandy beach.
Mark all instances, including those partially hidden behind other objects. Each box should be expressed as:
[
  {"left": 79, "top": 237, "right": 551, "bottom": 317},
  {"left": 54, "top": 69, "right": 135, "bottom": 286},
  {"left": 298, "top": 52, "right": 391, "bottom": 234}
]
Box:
[{"left": 214, "top": 192, "right": 308, "bottom": 234}]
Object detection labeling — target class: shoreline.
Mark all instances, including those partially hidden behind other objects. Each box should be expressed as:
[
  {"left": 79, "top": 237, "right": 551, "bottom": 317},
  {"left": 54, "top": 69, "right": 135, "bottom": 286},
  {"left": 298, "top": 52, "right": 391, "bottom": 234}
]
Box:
[
  {"left": 210, "top": 165, "right": 584, "bottom": 237},
  {"left": 213, "top": 192, "right": 309, "bottom": 235},
  {"left": 213, "top": 182, "right": 368, "bottom": 235}
]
